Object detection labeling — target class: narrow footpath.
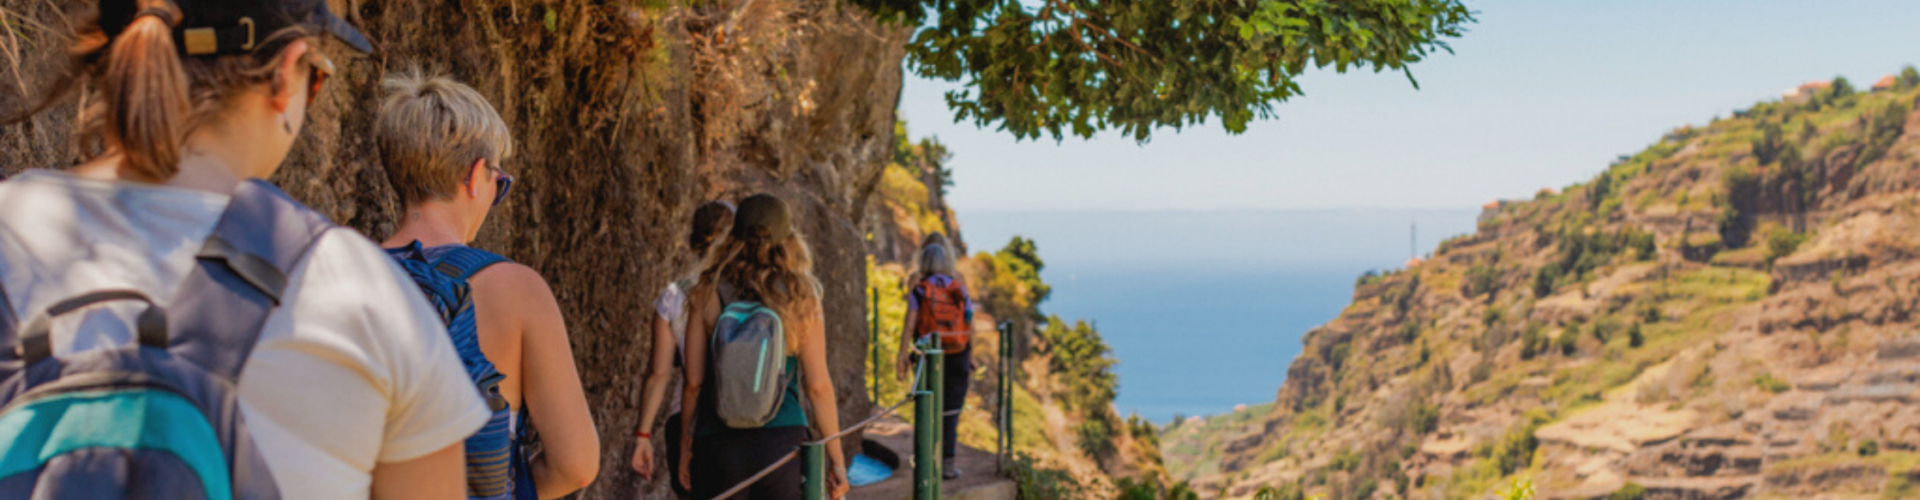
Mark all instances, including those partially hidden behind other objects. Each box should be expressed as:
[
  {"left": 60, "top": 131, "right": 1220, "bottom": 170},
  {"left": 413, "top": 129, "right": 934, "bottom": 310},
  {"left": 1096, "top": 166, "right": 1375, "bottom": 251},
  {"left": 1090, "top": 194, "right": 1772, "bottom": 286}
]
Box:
[{"left": 848, "top": 419, "right": 1015, "bottom": 500}]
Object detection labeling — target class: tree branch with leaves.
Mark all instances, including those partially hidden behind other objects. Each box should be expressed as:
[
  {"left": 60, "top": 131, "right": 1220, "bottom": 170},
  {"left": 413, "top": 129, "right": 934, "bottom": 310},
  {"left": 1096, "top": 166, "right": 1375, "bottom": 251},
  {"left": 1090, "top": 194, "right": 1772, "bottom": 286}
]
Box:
[{"left": 850, "top": 0, "right": 1476, "bottom": 141}]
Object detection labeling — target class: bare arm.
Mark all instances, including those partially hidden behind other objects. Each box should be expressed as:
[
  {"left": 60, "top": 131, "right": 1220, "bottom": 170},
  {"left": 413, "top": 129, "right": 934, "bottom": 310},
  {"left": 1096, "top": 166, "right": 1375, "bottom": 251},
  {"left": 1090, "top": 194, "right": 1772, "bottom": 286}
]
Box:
[
  {"left": 639, "top": 313, "right": 679, "bottom": 432},
  {"left": 678, "top": 284, "right": 717, "bottom": 491},
  {"left": 371, "top": 442, "right": 465, "bottom": 500},
  {"left": 631, "top": 313, "right": 678, "bottom": 477},
  {"left": 476, "top": 265, "right": 600, "bottom": 498},
  {"left": 896, "top": 305, "right": 920, "bottom": 380},
  {"left": 799, "top": 305, "right": 849, "bottom": 498}
]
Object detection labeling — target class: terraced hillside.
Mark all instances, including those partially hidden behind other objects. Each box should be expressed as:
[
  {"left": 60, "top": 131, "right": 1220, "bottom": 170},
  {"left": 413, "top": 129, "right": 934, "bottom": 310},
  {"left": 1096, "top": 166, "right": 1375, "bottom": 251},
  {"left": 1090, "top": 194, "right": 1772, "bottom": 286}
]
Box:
[{"left": 1197, "top": 71, "right": 1920, "bottom": 500}]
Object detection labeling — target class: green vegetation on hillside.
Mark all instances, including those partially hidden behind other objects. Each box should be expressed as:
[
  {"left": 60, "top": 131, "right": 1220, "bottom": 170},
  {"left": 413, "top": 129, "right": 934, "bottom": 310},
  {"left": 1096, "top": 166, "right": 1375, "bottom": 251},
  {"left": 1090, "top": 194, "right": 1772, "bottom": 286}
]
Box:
[
  {"left": 1184, "top": 65, "right": 1920, "bottom": 499},
  {"left": 1161, "top": 403, "right": 1276, "bottom": 481}
]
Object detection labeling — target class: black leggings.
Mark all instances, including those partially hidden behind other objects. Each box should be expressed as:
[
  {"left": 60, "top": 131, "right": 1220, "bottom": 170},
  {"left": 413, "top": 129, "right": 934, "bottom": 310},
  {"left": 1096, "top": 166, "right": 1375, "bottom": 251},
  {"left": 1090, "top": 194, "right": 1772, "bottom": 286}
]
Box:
[
  {"left": 690, "top": 425, "right": 809, "bottom": 500},
  {"left": 938, "top": 352, "right": 972, "bottom": 459}
]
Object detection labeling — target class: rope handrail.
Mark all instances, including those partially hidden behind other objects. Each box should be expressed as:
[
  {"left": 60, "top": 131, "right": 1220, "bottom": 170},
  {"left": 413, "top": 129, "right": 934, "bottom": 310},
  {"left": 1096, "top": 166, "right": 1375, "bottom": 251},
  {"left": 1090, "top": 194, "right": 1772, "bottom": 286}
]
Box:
[{"left": 708, "top": 366, "right": 927, "bottom": 500}]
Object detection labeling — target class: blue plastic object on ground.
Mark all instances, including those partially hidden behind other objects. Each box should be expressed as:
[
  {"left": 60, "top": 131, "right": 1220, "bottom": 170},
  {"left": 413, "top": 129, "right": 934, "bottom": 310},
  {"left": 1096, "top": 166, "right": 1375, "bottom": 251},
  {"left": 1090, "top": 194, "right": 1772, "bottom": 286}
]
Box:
[{"left": 847, "top": 453, "right": 893, "bottom": 487}]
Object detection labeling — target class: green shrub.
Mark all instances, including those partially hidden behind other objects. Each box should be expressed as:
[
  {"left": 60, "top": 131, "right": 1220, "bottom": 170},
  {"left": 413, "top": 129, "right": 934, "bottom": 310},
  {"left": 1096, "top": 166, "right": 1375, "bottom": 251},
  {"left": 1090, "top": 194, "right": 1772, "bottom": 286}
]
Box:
[
  {"left": 1532, "top": 266, "right": 1559, "bottom": 298},
  {"left": 1004, "top": 453, "right": 1082, "bottom": 500},
  {"left": 1752, "top": 121, "right": 1787, "bottom": 164},
  {"left": 1830, "top": 76, "right": 1856, "bottom": 100},
  {"left": 1410, "top": 403, "right": 1441, "bottom": 435},
  {"left": 1500, "top": 477, "right": 1536, "bottom": 500},
  {"left": 1356, "top": 269, "right": 1383, "bottom": 288},
  {"left": 1041, "top": 318, "right": 1117, "bottom": 415},
  {"left": 1493, "top": 414, "right": 1548, "bottom": 475},
  {"left": 1075, "top": 417, "right": 1116, "bottom": 460},
  {"left": 1858, "top": 100, "right": 1910, "bottom": 167},
  {"left": 1755, "top": 373, "right": 1791, "bottom": 394},
  {"left": 1328, "top": 341, "right": 1352, "bottom": 372},
  {"left": 1352, "top": 477, "right": 1378, "bottom": 499},
  {"left": 1765, "top": 228, "right": 1809, "bottom": 264},
  {"left": 1628, "top": 230, "right": 1656, "bottom": 261},
  {"left": 1494, "top": 429, "right": 1538, "bottom": 475},
  {"left": 1396, "top": 322, "right": 1420, "bottom": 346},
  {"left": 1467, "top": 263, "right": 1501, "bottom": 298},
  {"left": 1521, "top": 325, "right": 1550, "bottom": 360},
  {"left": 1627, "top": 322, "right": 1645, "bottom": 348},
  {"left": 1589, "top": 318, "right": 1621, "bottom": 343},
  {"left": 1859, "top": 439, "right": 1880, "bottom": 457},
  {"left": 1115, "top": 476, "right": 1161, "bottom": 500},
  {"left": 1555, "top": 329, "right": 1580, "bottom": 356},
  {"left": 1251, "top": 483, "right": 1305, "bottom": 500},
  {"left": 1607, "top": 482, "right": 1647, "bottom": 500},
  {"left": 1330, "top": 447, "right": 1363, "bottom": 472}
]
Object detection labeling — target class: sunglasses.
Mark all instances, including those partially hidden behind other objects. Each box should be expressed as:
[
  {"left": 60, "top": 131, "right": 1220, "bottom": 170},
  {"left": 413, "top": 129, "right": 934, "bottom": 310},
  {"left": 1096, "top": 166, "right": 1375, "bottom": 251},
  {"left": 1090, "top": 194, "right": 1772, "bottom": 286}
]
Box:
[{"left": 490, "top": 167, "right": 514, "bottom": 207}]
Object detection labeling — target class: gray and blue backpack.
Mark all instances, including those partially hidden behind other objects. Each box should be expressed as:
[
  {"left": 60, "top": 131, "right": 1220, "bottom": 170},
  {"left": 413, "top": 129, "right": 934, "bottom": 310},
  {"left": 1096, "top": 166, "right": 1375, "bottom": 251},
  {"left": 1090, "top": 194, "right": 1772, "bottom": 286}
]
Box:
[
  {"left": 0, "top": 180, "right": 330, "bottom": 499},
  {"left": 384, "top": 243, "right": 533, "bottom": 500},
  {"left": 709, "top": 295, "right": 792, "bottom": 429}
]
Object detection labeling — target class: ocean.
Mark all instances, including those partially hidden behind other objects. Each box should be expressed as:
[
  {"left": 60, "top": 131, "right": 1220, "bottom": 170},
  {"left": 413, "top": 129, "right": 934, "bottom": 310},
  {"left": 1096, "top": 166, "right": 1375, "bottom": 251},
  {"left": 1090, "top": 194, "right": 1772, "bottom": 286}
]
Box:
[{"left": 961, "top": 209, "right": 1478, "bottom": 422}]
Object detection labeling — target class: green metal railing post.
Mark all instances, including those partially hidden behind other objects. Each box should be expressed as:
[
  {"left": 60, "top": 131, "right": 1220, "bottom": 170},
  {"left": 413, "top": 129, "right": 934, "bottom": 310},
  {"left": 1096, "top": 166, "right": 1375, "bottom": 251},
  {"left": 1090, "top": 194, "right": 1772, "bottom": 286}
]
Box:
[
  {"left": 801, "top": 442, "right": 826, "bottom": 500},
  {"left": 914, "top": 338, "right": 945, "bottom": 500},
  {"left": 869, "top": 286, "right": 879, "bottom": 405},
  {"left": 913, "top": 388, "right": 938, "bottom": 500},
  {"left": 998, "top": 321, "right": 1012, "bottom": 463}
]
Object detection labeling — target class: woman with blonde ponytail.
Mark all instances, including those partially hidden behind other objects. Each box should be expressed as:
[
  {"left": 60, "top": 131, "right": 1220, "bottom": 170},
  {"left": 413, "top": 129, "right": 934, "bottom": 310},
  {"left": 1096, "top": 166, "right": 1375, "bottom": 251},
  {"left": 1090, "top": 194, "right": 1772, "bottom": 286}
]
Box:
[{"left": 0, "top": 1, "right": 488, "bottom": 499}]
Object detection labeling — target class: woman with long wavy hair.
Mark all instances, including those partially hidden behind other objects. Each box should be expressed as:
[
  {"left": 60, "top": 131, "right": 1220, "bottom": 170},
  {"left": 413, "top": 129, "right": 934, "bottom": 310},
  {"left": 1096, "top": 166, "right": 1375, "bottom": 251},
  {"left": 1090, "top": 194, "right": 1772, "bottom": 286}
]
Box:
[{"left": 677, "top": 194, "right": 848, "bottom": 500}]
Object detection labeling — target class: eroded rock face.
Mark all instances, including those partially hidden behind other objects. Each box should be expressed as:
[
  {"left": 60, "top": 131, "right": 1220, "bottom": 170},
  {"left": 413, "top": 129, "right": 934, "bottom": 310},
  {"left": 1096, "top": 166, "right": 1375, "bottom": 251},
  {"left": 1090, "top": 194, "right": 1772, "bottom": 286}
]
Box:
[
  {"left": 0, "top": 1, "right": 908, "bottom": 498},
  {"left": 1190, "top": 91, "right": 1920, "bottom": 498}
]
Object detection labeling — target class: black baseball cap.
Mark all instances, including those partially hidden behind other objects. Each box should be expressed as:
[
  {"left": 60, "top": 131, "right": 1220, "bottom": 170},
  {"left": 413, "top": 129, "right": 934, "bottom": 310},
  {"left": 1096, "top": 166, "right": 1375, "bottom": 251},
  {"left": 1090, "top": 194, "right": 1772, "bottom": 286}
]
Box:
[
  {"left": 733, "top": 194, "right": 792, "bottom": 243},
  {"left": 98, "top": 0, "right": 373, "bottom": 56}
]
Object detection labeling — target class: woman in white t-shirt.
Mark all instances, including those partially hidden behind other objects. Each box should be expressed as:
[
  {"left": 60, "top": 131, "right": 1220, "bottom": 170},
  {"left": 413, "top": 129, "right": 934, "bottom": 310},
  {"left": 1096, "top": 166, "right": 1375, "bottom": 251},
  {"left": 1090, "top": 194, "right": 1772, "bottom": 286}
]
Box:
[
  {"left": 631, "top": 200, "right": 734, "bottom": 492},
  {"left": 0, "top": 1, "right": 487, "bottom": 499}
]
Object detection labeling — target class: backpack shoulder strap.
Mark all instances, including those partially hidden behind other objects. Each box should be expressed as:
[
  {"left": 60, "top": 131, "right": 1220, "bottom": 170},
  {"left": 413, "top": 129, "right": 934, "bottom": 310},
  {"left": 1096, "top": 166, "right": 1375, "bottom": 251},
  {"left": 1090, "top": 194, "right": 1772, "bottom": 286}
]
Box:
[
  {"left": 168, "top": 180, "right": 334, "bottom": 380},
  {"left": 0, "top": 280, "right": 16, "bottom": 380},
  {"left": 431, "top": 246, "right": 510, "bottom": 282}
]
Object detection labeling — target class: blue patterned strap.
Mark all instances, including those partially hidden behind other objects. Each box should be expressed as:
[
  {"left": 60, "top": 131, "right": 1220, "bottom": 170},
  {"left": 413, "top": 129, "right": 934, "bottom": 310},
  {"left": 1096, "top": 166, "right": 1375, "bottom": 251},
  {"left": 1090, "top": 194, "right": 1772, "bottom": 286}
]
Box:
[{"left": 431, "top": 247, "right": 509, "bottom": 282}]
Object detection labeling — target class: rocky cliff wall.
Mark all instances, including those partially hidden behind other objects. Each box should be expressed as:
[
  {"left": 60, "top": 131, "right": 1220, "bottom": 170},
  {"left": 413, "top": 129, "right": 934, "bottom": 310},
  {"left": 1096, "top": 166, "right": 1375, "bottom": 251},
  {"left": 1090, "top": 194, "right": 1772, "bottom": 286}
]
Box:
[{"left": 0, "top": 1, "right": 907, "bottom": 498}]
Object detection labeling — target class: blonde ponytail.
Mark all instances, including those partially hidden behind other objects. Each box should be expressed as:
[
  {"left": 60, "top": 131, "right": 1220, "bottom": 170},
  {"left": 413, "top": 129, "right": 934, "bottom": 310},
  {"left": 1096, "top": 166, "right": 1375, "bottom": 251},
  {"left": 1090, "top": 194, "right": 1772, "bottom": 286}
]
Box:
[{"left": 99, "top": 4, "right": 191, "bottom": 181}]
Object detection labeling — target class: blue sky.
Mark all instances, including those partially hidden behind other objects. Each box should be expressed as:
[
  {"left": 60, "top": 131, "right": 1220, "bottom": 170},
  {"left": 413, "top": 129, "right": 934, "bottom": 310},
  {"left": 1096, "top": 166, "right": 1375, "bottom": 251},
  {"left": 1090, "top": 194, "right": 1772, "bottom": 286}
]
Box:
[{"left": 901, "top": 0, "right": 1920, "bottom": 212}]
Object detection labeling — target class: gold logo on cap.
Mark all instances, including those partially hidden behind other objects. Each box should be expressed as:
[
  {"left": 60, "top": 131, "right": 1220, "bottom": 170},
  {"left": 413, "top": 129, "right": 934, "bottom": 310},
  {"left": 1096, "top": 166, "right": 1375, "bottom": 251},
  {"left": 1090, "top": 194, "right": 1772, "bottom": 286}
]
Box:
[
  {"left": 183, "top": 27, "right": 216, "bottom": 55},
  {"left": 181, "top": 17, "right": 254, "bottom": 55}
]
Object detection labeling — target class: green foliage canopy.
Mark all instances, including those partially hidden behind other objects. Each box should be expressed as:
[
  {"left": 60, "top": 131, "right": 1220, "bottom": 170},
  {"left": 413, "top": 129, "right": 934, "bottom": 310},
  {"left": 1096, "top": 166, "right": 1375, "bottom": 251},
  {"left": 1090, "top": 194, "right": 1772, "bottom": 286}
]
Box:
[
  {"left": 979, "top": 236, "right": 1052, "bottom": 322},
  {"left": 850, "top": 0, "right": 1476, "bottom": 141}
]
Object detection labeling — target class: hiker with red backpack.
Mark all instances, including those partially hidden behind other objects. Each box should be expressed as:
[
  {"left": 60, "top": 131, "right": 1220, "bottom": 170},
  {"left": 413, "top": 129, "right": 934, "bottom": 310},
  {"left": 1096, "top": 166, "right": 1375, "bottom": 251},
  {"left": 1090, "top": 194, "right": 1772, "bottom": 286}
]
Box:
[
  {"left": 679, "top": 194, "right": 849, "bottom": 500},
  {"left": 0, "top": 1, "right": 487, "bottom": 498},
  {"left": 893, "top": 232, "right": 975, "bottom": 480},
  {"left": 375, "top": 72, "right": 599, "bottom": 499}
]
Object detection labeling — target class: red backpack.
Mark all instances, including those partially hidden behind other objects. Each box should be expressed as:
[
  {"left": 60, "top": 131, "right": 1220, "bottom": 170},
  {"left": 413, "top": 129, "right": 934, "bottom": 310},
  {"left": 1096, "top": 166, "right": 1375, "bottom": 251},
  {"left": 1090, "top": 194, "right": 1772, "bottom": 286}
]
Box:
[{"left": 913, "top": 277, "right": 970, "bottom": 352}]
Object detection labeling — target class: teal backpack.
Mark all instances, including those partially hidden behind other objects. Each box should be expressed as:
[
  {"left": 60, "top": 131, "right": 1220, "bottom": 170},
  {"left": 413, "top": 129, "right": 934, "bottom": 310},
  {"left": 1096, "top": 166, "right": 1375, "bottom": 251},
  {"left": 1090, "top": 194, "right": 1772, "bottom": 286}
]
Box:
[
  {"left": 0, "top": 180, "right": 330, "bottom": 499},
  {"left": 709, "top": 299, "right": 791, "bottom": 429}
]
